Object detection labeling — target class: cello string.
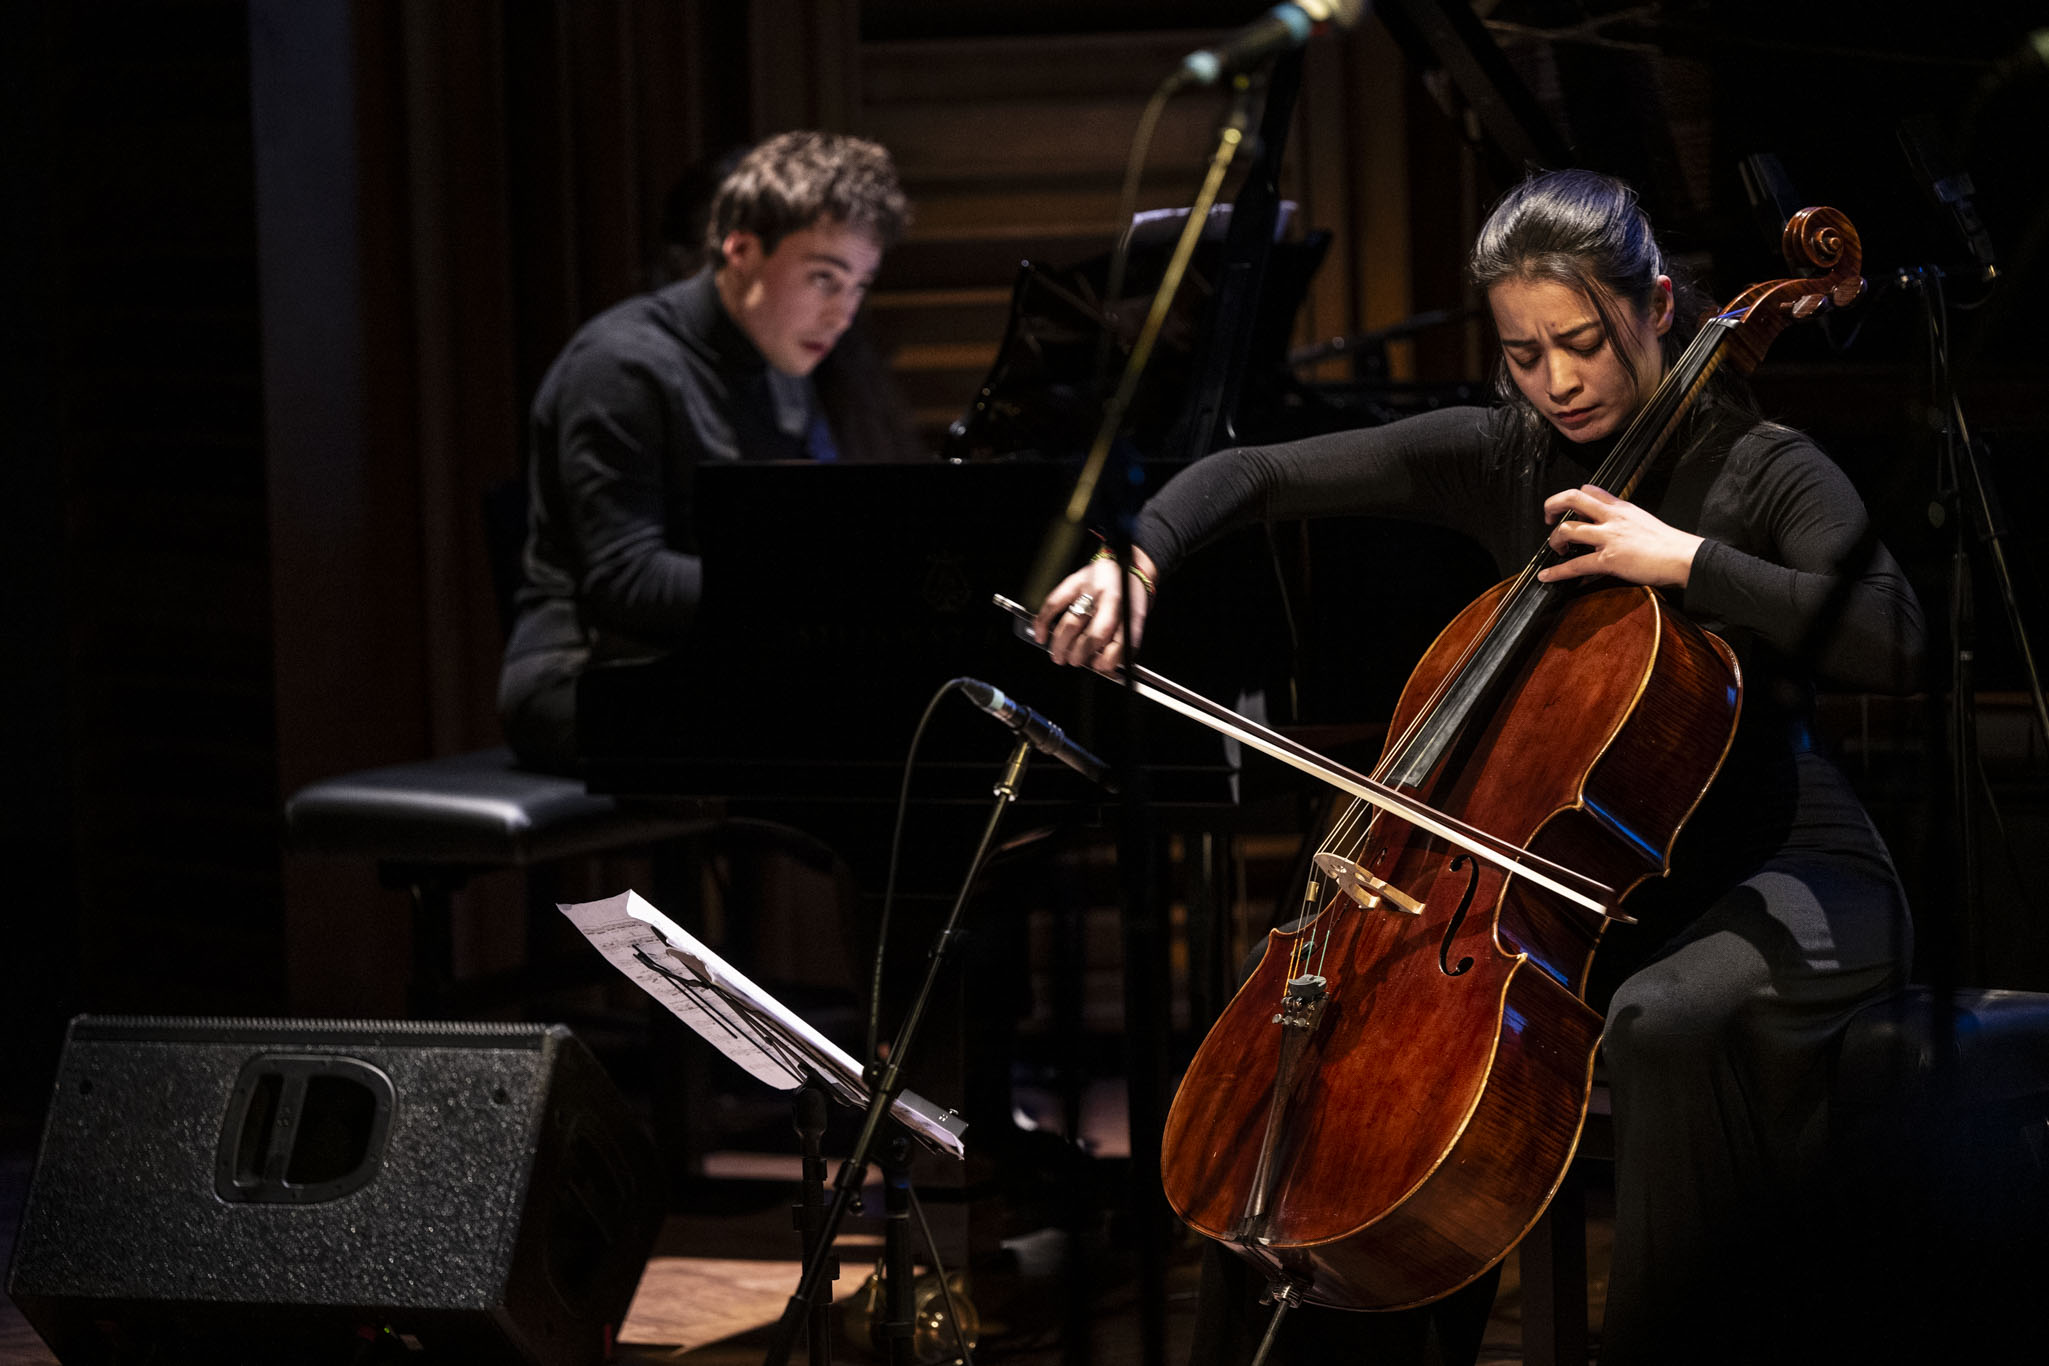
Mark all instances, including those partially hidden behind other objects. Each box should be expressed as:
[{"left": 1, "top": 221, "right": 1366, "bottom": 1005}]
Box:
[
  {"left": 1298, "top": 788, "right": 1393, "bottom": 990},
  {"left": 1280, "top": 799, "right": 1358, "bottom": 997},
  {"left": 1278, "top": 785, "right": 1374, "bottom": 990},
  {"left": 1588, "top": 321, "right": 1734, "bottom": 494},
  {"left": 1313, "top": 896, "right": 1340, "bottom": 979},
  {"left": 1300, "top": 800, "right": 1367, "bottom": 984},
  {"left": 1586, "top": 312, "right": 1740, "bottom": 493}
]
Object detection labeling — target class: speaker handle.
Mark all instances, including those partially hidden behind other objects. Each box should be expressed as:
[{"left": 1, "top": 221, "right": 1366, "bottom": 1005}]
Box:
[{"left": 214, "top": 1053, "right": 395, "bottom": 1204}]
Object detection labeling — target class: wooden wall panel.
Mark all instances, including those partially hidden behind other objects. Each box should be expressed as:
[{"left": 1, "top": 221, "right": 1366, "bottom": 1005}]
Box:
[
  {"left": 856, "top": 30, "right": 1235, "bottom": 438},
  {"left": 853, "top": 25, "right": 1433, "bottom": 446}
]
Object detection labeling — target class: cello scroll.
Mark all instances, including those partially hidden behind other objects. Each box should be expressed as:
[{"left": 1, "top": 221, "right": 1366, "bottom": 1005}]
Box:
[{"left": 1718, "top": 205, "right": 1865, "bottom": 373}]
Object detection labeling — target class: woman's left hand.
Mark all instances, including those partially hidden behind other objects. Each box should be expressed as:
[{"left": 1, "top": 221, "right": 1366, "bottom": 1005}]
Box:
[{"left": 1537, "top": 484, "right": 1705, "bottom": 589}]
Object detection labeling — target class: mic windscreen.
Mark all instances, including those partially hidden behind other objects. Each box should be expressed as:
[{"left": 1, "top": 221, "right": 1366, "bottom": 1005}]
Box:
[
  {"left": 957, "top": 677, "right": 1006, "bottom": 714},
  {"left": 1309, "top": 0, "right": 1368, "bottom": 26}
]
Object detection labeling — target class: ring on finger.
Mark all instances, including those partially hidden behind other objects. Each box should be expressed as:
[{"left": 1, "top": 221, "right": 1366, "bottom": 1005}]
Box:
[{"left": 1068, "top": 593, "right": 1097, "bottom": 619}]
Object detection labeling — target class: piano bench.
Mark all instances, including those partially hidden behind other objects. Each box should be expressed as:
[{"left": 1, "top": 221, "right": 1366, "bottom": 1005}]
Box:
[
  {"left": 1521, "top": 984, "right": 2049, "bottom": 1365},
  {"left": 285, "top": 746, "right": 711, "bottom": 1015}
]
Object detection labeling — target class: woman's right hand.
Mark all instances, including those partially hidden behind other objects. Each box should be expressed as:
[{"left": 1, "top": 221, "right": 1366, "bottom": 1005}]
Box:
[{"left": 1032, "top": 546, "right": 1157, "bottom": 676}]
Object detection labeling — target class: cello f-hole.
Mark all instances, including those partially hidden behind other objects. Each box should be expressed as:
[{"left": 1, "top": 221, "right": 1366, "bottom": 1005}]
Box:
[{"left": 1437, "top": 855, "right": 1479, "bottom": 978}]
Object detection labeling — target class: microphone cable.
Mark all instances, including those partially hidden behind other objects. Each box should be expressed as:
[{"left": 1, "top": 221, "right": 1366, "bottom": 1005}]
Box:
[{"left": 861, "top": 676, "right": 967, "bottom": 1070}]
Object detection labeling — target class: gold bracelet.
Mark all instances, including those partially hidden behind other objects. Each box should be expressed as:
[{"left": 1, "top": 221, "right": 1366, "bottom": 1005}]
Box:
[{"left": 1091, "top": 545, "right": 1156, "bottom": 596}]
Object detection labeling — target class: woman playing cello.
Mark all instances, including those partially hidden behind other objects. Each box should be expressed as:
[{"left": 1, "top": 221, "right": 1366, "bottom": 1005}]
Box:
[{"left": 1034, "top": 169, "right": 1924, "bottom": 1365}]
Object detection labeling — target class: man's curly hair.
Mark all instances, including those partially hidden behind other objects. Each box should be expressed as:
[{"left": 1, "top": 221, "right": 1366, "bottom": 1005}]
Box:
[{"left": 707, "top": 131, "right": 909, "bottom": 260}]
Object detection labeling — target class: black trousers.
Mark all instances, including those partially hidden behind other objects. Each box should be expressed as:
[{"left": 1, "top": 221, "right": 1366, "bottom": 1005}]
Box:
[
  {"left": 498, "top": 647, "right": 581, "bottom": 775},
  {"left": 1598, "top": 850, "right": 1910, "bottom": 1364}
]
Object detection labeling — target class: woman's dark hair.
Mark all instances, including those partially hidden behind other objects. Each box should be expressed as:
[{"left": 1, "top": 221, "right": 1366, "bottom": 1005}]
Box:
[
  {"left": 706, "top": 131, "right": 910, "bottom": 259},
  {"left": 1469, "top": 169, "right": 1753, "bottom": 463}
]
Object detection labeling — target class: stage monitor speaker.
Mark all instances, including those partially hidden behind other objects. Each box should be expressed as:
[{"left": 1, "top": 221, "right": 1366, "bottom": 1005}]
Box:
[{"left": 5, "top": 1015, "right": 665, "bottom": 1365}]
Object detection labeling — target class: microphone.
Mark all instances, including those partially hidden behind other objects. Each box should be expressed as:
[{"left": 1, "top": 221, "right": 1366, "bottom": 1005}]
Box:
[
  {"left": 957, "top": 679, "right": 1117, "bottom": 792},
  {"left": 1176, "top": 0, "right": 1367, "bottom": 88},
  {"left": 1898, "top": 115, "right": 1999, "bottom": 281},
  {"left": 1737, "top": 151, "right": 1803, "bottom": 262}
]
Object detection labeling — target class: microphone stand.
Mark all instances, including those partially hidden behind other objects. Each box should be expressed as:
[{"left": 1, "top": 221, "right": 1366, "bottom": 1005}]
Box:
[
  {"left": 1020, "top": 62, "right": 1295, "bottom": 1366},
  {"left": 1021, "top": 77, "right": 1258, "bottom": 608},
  {"left": 761, "top": 736, "right": 1034, "bottom": 1366},
  {"left": 791, "top": 1080, "right": 835, "bottom": 1366},
  {"left": 1903, "top": 263, "right": 2049, "bottom": 987}
]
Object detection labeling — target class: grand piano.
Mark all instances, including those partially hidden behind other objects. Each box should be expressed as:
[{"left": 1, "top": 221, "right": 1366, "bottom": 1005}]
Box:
[{"left": 577, "top": 458, "right": 1278, "bottom": 815}]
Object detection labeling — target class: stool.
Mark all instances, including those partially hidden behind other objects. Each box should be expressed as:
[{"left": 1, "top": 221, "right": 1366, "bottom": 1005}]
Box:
[
  {"left": 1522, "top": 984, "right": 2049, "bottom": 1364},
  {"left": 285, "top": 746, "right": 711, "bottom": 1015}
]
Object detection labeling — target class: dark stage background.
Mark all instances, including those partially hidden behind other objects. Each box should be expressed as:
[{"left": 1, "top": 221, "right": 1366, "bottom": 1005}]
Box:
[{"left": 3, "top": 0, "right": 2046, "bottom": 1145}]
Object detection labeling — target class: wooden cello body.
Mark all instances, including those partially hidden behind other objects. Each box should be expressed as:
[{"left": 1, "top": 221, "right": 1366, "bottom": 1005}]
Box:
[
  {"left": 1161, "top": 582, "right": 1738, "bottom": 1307},
  {"left": 1158, "top": 207, "right": 1866, "bottom": 1310}
]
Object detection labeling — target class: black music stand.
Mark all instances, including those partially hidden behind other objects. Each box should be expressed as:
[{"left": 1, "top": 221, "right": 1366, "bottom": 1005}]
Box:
[{"left": 561, "top": 892, "right": 969, "bottom": 1366}]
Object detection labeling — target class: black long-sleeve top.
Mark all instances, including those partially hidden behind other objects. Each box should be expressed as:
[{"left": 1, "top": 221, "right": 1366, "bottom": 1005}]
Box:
[
  {"left": 1133, "top": 404, "right": 1926, "bottom": 907},
  {"left": 504, "top": 267, "right": 813, "bottom": 678}
]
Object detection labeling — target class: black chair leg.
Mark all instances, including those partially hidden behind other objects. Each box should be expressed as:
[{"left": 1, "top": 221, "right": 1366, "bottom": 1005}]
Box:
[
  {"left": 394, "top": 866, "right": 466, "bottom": 1018},
  {"left": 1522, "top": 1164, "right": 1589, "bottom": 1366}
]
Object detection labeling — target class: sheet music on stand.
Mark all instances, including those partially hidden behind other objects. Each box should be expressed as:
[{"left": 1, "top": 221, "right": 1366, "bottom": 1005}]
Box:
[{"left": 561, "top": 891, "right": 967, "bottom": 1160}]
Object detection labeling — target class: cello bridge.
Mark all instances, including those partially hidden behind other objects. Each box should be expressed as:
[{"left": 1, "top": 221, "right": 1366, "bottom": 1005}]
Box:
[{"left": 1312, "top": 852, "right": 1424, "bottom": 916}]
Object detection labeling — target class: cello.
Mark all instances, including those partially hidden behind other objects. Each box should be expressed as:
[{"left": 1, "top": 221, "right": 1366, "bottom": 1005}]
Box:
[{"left": 1150, "top": 208, "right": 1868, "bottom": 1312}]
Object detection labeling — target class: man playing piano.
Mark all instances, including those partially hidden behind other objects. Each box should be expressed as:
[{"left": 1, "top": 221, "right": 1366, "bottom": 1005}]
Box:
[{"left": 499, "top": 131, "right": 911, "bottom": 773}]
